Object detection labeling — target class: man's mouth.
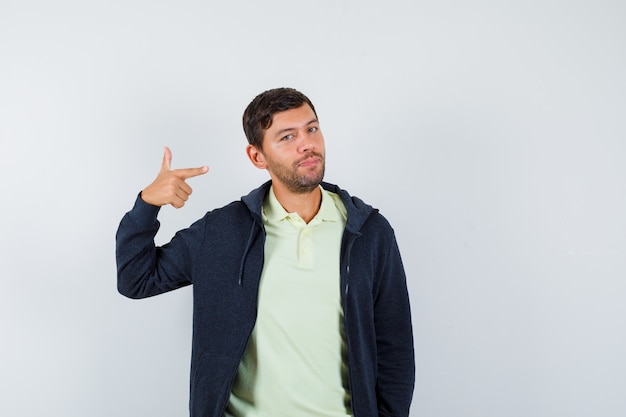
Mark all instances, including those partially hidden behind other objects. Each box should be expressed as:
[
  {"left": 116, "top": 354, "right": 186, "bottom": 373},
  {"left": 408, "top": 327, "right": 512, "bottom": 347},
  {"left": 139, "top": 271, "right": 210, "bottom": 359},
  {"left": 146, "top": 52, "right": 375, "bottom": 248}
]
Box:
[
  {"left": 299, "top": 158, "right": 319, "bottom": 167},
  {"left": 297, "top": 153, "right": 323, "bottom": 168}
]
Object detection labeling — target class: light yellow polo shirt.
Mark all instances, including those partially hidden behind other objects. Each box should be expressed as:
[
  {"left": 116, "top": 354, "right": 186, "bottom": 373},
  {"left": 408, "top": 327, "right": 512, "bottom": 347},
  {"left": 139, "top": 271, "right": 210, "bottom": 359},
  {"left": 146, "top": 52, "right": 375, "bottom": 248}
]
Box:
[{"left": 226, "top": 186, "right": 352, "bottom": 417}]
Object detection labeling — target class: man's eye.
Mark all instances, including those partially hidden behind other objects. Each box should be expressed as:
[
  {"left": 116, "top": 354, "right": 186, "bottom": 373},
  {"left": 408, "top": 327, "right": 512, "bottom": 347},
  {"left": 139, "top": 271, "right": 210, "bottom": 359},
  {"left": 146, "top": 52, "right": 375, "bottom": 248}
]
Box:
[
  {"left": 308, "top": 127, "right": 318, "bottom": 133},
  {"left": 281, "top": 134, "right": 293, "bottom": 141}
]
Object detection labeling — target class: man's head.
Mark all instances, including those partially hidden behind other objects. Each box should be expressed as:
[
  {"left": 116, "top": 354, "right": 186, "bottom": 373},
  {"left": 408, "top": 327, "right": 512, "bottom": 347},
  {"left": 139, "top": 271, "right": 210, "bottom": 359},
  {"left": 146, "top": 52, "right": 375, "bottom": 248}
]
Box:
[
  {"left": 243, "top": 88, "right": 325, "bottom": 195},
  {"left": 242, "top": 87, "right": 317, "bottom": 150}
]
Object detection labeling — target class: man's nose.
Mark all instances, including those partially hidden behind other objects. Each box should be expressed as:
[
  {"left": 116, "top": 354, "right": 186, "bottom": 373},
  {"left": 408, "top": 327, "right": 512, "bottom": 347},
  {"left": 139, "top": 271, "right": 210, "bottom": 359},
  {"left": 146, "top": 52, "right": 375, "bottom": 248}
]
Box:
[{"left": 297, "top": 133, "right": 316, "bottom": 153}]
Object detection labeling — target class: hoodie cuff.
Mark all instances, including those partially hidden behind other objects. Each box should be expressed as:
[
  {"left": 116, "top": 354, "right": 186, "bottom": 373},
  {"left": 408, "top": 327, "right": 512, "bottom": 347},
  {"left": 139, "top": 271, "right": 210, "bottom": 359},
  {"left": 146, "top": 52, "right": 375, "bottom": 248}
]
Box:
[{"left": 128, "top": 192, "right": 161, "bottom": 226}]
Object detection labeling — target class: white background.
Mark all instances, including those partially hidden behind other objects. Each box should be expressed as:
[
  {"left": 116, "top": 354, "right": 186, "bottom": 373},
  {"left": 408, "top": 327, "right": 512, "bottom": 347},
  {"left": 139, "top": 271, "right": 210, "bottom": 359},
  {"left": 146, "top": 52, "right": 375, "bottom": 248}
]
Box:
[{"left": 1, "top": 1, "right": 625, "bottom": 416}]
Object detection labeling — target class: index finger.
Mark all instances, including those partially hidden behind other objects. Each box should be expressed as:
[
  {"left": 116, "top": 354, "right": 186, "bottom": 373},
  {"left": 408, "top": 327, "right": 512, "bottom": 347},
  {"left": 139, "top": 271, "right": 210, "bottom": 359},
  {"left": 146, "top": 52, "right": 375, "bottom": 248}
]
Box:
[{"left": 173, "top": 166, "right": 209, "bottom": 180}]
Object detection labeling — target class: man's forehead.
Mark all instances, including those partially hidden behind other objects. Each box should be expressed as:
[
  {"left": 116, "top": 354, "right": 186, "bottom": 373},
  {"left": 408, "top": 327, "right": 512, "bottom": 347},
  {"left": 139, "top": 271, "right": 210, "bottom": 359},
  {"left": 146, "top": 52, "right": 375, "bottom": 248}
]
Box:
[{"left": 269, "top": 104, "right": 317, "bottom": 127}]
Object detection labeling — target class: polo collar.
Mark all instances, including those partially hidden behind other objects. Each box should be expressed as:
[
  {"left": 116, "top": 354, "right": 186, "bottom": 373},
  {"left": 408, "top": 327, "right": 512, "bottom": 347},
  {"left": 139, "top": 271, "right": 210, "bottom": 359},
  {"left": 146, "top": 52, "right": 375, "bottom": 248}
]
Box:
[{"left": 262, "top": 185, "right": 342, "bottom": 224}]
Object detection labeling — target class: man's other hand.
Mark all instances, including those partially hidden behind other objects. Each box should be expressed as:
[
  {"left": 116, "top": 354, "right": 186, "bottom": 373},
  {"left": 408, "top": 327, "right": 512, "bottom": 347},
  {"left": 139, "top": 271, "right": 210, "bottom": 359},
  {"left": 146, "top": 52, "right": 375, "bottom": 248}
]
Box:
[{"left": 141, "top": 146, "right": 209, "bottom": 208}]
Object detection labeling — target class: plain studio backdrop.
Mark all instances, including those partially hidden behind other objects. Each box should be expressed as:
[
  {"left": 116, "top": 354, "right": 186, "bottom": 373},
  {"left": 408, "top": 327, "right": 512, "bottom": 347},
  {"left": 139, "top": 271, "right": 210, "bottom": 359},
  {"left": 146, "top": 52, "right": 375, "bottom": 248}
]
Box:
[{"left": 1, "top": 1, "right": 625, "bottom": 416}]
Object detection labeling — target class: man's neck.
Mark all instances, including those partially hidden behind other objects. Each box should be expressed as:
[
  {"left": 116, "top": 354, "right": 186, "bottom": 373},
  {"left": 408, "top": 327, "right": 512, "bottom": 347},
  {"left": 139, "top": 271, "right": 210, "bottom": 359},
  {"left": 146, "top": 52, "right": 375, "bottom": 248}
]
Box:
[{"left": 272, "top": 184, "right": 322, "bottom": 224}]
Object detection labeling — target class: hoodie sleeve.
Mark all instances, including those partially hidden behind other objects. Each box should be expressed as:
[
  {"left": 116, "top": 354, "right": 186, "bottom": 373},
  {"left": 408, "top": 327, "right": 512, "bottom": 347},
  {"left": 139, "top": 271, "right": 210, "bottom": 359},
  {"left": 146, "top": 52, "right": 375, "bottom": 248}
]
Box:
[
  {"left": 374, "top": 230, "right": 415, "bottom": 417},
  {"left": 115, "top": 194, "right": 203, "bottom": 299}
]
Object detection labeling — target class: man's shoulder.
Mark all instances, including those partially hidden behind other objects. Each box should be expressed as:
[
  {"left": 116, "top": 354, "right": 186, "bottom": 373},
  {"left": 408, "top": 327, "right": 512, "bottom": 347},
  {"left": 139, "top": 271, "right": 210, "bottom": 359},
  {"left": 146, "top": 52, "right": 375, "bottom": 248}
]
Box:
[
  {"left": 186, "top": 200, "right": 256, "bottom": 241},
  {"left": 200, "top": 199, "right": 250, "bottom": 220},
  {"left": 197, "top": 184, "right": 268, "bottom": 227}
]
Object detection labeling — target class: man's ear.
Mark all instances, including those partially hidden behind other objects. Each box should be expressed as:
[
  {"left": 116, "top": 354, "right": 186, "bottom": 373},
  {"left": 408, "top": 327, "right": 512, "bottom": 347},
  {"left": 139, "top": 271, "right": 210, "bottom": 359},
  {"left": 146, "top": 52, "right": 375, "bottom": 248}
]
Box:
[{"left": 246, "top": 144, "right": 267, "bottom": 169}]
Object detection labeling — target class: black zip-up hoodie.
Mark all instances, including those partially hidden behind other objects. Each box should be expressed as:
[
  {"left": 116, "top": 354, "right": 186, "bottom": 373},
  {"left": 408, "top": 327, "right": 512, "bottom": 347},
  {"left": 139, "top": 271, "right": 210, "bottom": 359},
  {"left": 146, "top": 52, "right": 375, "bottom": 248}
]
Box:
[{"left": 116, "top": 181, "right": 415, "bottom": 417}]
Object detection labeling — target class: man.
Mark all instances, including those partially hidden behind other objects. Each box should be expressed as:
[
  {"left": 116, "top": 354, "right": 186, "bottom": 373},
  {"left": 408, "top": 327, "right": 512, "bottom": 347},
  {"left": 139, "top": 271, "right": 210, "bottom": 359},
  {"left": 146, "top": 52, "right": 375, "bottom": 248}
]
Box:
[{"left": 116, "top": 87, "right": 415, "bottom": 417}]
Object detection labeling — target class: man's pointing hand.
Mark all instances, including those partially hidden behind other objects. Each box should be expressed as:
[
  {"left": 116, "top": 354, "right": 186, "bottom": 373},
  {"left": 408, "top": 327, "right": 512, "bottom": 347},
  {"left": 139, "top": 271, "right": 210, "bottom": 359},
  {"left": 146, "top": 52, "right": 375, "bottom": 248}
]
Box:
[{"left": 141, "top": 146, "right": 209, "bottom": 208}]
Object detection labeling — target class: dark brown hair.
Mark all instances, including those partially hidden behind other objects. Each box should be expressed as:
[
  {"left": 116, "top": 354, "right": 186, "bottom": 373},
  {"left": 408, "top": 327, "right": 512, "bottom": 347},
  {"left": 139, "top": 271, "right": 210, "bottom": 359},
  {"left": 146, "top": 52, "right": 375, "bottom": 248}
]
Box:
[{"left": 242, "top": 87, "right": 317, "bottom": 149}]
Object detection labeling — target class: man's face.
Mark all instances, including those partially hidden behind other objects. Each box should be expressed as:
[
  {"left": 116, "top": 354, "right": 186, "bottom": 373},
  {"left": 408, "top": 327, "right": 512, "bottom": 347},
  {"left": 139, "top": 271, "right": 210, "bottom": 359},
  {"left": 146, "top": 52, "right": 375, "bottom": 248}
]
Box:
[{"left": 254, "top": 104, "right": 325, "bottom": 194}]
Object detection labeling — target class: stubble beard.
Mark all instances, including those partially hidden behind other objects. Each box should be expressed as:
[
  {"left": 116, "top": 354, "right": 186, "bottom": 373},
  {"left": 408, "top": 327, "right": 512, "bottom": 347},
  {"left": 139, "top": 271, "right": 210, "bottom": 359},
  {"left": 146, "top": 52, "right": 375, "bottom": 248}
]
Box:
[{"left": 270, "top": 152, "right": 326, "bottom": 194}]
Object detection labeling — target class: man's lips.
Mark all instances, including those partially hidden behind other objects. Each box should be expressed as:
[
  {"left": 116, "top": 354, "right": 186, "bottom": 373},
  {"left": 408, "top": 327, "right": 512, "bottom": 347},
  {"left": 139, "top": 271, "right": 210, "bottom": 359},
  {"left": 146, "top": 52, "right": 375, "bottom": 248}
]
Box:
[
  {"left": 298, "top": 157, "right": 320, "bottom": 167},
  {"left": 297, "top": 154, "right": 323, "bottom": 168}
]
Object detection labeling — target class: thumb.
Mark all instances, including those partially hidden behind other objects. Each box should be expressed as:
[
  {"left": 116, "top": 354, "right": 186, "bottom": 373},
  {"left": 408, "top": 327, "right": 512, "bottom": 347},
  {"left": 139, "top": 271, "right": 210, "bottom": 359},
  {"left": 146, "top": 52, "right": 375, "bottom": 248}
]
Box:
[{"left": 160, "top": 146, "right": 172, "bottom": 172}]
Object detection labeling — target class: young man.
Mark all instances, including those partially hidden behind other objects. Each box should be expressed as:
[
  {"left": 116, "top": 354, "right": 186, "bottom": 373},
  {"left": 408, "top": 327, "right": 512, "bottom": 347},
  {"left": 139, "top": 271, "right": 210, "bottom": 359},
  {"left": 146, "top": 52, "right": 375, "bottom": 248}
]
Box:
[{"left": 116, "top": 88, "right": 415, "bottom": 417}]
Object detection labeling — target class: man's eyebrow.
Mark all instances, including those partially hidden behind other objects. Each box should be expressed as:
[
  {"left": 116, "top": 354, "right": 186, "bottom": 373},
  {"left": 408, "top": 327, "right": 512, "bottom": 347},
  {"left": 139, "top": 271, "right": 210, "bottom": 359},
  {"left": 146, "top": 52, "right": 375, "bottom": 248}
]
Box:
[{"left": 274, "top": 118, "right": 319, "bottom": 137}]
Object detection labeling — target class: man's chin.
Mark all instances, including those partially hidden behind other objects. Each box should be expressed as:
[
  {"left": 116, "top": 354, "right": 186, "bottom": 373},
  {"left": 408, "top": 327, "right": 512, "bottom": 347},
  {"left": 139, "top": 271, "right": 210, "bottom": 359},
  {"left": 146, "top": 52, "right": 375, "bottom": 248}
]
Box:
[
  {"left": 291, "top": 182, "right": 322, "bottom": 194},
  {"left": 291, "top": 175, "right": 324, "bottom": 194}
]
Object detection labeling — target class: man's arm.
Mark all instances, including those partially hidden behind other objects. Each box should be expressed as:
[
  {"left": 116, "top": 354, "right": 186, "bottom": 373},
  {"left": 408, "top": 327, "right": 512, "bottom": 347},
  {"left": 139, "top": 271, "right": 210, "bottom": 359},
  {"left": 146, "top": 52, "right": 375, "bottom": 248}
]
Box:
[
  {"left": 115, "top": 147, "right": 208, "bottom": 298},
  {"left": 375, "top": 232, "right": 415, "bottom": 417}
]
